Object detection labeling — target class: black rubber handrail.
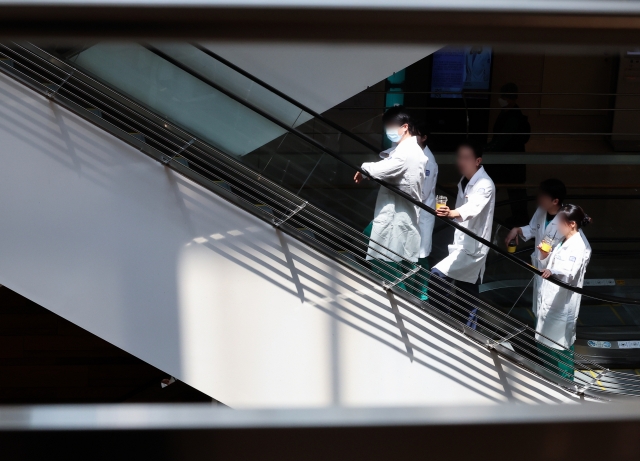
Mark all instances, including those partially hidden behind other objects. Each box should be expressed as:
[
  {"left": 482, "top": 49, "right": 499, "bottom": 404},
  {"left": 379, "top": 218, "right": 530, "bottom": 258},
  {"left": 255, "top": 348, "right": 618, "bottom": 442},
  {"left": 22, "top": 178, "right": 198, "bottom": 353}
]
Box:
[
  {"left": 101, "top": 44, "right": 637, "bottom": 305},
  {"left": 191, "top": 43, "right": 465, "bottom": 199},
  {"left": 190, "top": 43, "right": 386, "bottom": 156}
]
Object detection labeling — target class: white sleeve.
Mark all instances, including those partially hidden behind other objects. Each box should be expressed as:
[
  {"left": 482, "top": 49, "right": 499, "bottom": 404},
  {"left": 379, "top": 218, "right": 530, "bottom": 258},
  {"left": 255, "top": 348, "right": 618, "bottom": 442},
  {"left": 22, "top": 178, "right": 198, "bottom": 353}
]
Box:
[
  {"left": 520, "top": 208, "right": 541, "bottom": 242},
  {"left": 430, "top": 161, "right": 439, "bottom": 188},
  {"left": 456, "top": 179, "right": 494, "bottom": 222},
  {"left": 379, "top": 147, "right": 394, "bottom": 159},
  {"left": 426, "top": 162, "right": 438, "bottom": 204},
  {"left": 361, "top": 154, "right": 407, "bottom": 182},
  {"left": 537, "top": 251, "right": 551, "bottom": 268}
]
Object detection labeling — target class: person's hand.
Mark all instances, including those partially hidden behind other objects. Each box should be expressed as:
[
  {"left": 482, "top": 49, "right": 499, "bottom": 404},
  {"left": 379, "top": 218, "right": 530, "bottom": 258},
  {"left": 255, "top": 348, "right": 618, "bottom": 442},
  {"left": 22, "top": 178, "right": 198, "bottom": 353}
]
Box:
[
  {"left": 436, "top": 206, "right": 460, "bottom": 219},
  {"left": 436, "top": 205, "right": 451, "bottom": 217},
  {"left": 537, "top": 243, "right": 551, "bottom": 259},
  {"left": 540, "top": 269, "right": 552, "bottom": 279},
  {"left": 505, "top": 227, "right": 520, "bottom": 247},
  {"left": 354, "top": 171, "right": 367, "bottom": 184}
]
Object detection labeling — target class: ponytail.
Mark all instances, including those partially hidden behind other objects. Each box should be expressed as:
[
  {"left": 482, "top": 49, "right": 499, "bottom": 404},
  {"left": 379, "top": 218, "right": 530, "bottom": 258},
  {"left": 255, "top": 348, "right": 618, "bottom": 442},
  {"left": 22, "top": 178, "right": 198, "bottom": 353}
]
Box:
[{"left": 558, "top": 204, "right": 592, "bottom": 229}]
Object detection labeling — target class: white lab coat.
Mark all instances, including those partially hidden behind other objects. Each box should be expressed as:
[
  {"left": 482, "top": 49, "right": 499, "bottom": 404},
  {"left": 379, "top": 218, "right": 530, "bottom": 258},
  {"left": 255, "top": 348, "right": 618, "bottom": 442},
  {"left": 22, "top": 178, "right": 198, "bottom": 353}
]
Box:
[
  {"left": 536, "top": 230, "right": 591, "bottom": 349},
  {"left": 433, "top": 166, "right": 495, "bottom": 283},
  {"left": 520, "top": 207, "right": 562, "bottom": 314},
  {"left": 419, "top": 146, "right": 438, "bottom": 259},
  {"left": 361, "top": 136, "right": 426, "bottom": 262}
]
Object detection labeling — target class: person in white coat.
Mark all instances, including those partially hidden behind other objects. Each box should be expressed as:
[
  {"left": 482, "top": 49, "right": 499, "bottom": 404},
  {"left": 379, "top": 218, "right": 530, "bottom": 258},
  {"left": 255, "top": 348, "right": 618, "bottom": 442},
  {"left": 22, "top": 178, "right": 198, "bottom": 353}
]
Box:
[
  {"left": 416, "top": 120, "right": 439, "bottom": 264},
  {"left": 430, "top": 143, "right": 495, "bottom": 329},
  {"left": 415, "top": 120, "right": 438, "bottom": 300},
  {"left": 535, "top": 204, "right": 592, "bottom": 381},
  {"left": 504, "top": 179, "right": 567, "bottom": 314},
  {"left": 355, "top": 106, "right": 426, "bottom": 292}
]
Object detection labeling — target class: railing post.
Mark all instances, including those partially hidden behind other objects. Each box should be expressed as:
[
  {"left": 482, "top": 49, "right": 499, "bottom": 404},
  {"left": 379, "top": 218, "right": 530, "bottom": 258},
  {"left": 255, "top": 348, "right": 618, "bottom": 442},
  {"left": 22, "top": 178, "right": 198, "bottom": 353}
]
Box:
[
  {"left": 487, "top": 327, "right": 527, "bottom": 350},
  {"left": 46, "top": 70, "right": 74, "bottom": 98},
  {"left": 161, "top": 138, "right": 195, "bottom": 165},
  {"left": 273, "top": 202, "right": 307, "bottom": 228},
  {"left": 382, "top": 265, "right": 421, "bottom": 291}
]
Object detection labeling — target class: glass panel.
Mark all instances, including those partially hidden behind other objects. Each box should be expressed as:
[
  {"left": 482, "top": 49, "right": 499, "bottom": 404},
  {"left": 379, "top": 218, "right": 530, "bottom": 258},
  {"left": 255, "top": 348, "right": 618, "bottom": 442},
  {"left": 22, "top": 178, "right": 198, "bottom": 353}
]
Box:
[
  {"left": 150, "top": 43, "right": 309, "bottom": 129},
  {"left": 72, "top": 43, "right": 288, "bottom": 157}
]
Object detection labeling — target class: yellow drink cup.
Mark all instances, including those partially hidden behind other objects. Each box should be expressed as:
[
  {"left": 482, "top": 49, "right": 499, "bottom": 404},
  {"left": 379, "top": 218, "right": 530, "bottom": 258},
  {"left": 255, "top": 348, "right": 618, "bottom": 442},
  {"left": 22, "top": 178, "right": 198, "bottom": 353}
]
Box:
[
  {"left": 540, "top": 241, "right": 552, "bottom": 253},
  {"left": 435, "top": 195, "right": 447, "bottom": 210}
]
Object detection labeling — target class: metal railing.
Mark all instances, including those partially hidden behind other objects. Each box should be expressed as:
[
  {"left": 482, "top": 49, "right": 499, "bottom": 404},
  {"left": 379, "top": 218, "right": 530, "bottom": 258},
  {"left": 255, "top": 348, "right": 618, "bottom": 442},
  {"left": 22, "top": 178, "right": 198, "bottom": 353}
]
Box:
[
  {"left": 2, "top": 41, "right": 640, "bottom": 400},
  {"left": 133, "top": 43, "right": 640, "bottom": 305},
  {"left": 335, "top": 89, "right": 640, "bottom": 139}
]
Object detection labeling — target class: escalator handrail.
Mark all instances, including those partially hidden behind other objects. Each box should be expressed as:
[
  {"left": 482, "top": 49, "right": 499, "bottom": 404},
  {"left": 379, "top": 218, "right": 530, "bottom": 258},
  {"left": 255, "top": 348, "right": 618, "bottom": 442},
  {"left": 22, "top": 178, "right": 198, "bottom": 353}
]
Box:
[
  {"left": 191, "top": 42, "right": 462, "bottom": 204},
  {"left": 190, "top": 43, "right": 387, "bottom": 158},
  {"left": 141, "top": 44, "right": 640, "bottom": 306}
]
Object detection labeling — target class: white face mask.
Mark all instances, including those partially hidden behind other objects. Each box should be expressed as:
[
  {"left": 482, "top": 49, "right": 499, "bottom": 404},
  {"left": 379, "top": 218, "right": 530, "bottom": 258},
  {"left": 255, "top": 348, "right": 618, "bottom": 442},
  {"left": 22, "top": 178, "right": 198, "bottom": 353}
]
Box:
[
  {"left": 498, "top": 98, "right": 509, "bottom": 108},
  {"left": 385, "top": 126, "right": 405, "bottom": 143}
]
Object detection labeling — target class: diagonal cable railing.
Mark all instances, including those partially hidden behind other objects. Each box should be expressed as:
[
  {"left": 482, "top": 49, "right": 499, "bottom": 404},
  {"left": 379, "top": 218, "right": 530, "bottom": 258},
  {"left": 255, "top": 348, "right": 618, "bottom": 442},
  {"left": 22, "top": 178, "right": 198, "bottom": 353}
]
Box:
[
  {"left": 189, "top": 43, "right": 390, "bottom": 157},
  {"left": 138, "top": 43, "right": 640, "bottom": 307},
  {"left": 1, "top": 41, "right": 639, "bottom": 399},
  {"left": 60, "top": 42, "right": 637, "bottom": 300}
]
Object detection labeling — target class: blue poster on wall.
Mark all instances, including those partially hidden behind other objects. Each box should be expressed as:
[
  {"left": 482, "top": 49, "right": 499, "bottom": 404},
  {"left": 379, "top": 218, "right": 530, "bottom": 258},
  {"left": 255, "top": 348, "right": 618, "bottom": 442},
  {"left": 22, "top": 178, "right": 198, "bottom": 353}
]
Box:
[{"left": 431, "top": 46, "right": 492, "bottom": 98}]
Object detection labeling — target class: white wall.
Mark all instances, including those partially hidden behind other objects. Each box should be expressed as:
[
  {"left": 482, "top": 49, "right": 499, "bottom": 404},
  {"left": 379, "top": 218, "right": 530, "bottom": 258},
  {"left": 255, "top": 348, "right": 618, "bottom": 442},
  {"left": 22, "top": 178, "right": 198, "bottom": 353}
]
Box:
[
  {"left": 0, "top": 73, "right": 578, "bottom": 407},
  {"left": 202, "top": 42, "right": 442, "bottom": 115}
]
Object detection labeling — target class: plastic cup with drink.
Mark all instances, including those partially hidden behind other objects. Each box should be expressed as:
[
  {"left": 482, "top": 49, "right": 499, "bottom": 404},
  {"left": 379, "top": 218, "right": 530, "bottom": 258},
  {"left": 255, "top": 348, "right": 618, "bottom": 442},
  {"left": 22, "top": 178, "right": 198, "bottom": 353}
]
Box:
[
  {"left": 435, "top": 195, "right": 448, "bottom": 210},
  {"left": 539, "top": 235, "right": 555, "bottom": 254}
]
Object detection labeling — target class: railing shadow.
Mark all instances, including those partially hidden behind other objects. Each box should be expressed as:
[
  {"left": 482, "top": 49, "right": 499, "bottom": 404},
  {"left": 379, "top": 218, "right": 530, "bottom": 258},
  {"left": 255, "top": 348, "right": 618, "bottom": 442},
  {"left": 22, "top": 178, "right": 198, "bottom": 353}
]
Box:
[{"left": 173, "top": 173, "right": 581, "bottom": 405}]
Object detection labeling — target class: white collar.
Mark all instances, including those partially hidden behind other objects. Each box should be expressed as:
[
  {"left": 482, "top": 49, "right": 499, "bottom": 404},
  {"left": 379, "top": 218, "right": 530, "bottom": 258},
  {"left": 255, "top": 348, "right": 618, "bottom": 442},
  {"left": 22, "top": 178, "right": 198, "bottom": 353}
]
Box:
[
  {"left": 468, "top": 166, "right": 486, "bottom": 186},
  {"left": 560, "top": 230, "right": 584, "bottom": 249},
  {"left": 460, "top": 166, "right": 486, "bottom": 189},
  {"left": 396, "top": 136, "right": 418, "bottom": 150}
]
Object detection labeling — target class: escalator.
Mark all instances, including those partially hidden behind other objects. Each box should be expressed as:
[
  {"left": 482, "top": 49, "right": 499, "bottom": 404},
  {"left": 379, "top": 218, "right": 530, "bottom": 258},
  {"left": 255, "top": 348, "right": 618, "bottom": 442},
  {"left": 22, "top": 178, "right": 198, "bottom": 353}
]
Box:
[
  {"left": 488, "top": 197, "right": 640, "bottom": 367},
  {"left": 2, "top": 41, "right": 640, "bottom": 400}
]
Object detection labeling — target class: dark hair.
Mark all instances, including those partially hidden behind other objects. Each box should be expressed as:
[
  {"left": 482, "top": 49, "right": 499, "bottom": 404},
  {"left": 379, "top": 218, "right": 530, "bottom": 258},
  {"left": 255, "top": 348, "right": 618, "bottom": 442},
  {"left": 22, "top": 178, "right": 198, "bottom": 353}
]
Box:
[
  {"left": 458, "top": 142, "right": 483, "bottom": 159},
  {"left": 500, "top": 82, "right": 518, "bottom": 100},
  {"left": 539, "top": 178, "right": 567, "bottom": 204},
  {"left": 382, "top": 105, "right": 417, "bottom": 136},
  {"left": 415, "top": 119, "right": 431, "bottom": 138},
  {"left": 558, "top": 204, "right": 592, "bottom": 229}
]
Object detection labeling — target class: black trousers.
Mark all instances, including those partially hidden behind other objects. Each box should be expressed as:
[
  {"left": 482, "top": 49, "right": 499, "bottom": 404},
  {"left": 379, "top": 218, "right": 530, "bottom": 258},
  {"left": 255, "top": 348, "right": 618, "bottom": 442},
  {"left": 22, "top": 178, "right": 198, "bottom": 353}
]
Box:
[{"left": 430, "top": 267, "right": 481, "bottom": 330}]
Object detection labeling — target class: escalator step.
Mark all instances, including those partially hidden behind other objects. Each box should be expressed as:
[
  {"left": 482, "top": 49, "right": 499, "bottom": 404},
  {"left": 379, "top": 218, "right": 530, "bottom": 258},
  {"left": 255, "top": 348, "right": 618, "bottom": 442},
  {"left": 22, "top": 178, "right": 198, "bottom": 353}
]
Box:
[
  {"left": 254, "top": 203, "right": 274, "bottom": 216},
  {"left": 86, "top": 108, "right": 103, "bottom": 118},
  {"left": 43, "top": 82, "right": 59, "bottom": 92},
  {"left": 0, "top": 58, "right": 14, "bottom": 68},
  {"left": 297, "top": 228, "right": 315, "bottom": 239},
  {"left": 337, "top": 250, "right": 359, "bottom": 267},
  {"left": 174, "top": 155, "right": 189, "bottom": 168},
  {"left": 213, "top": 180, "right": 231, "bottom": 192},
  {"left": 128, "top": 132, "right": 145, "bottom": 142}
]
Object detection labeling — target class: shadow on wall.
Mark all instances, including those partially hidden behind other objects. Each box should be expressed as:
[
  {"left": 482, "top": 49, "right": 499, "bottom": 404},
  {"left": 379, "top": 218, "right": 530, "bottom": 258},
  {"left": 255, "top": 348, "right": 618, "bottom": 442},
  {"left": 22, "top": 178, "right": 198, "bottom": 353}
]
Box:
[
  {"left": 0, "top": 71, "right": 578, "bottom": 408},
  {"left": 0, "top": 73, "right": 189, "bottom": 384},
  {"left": 0, "top": 78, "right": 133, "bottom": 192},
  {"left": 170, "top": 174, "right": 580, "bottom": 407}
]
